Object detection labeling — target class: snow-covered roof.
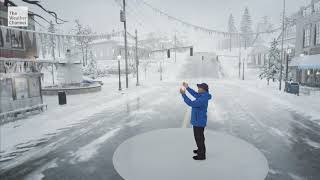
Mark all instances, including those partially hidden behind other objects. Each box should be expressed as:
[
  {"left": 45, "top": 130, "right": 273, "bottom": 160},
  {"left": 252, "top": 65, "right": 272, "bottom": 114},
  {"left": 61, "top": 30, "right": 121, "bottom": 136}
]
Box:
[
  {"left": 290, "top": 54, "right": 320, "bottom": 69},
  {"left": 249, "top": 45, "right": 269, "bottom": 54}
]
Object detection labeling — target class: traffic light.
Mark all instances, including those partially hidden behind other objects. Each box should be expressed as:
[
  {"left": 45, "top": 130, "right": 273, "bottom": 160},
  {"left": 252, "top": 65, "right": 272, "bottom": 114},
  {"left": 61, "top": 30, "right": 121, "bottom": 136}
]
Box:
[
  {"left": 167, "top": 49, "right": 170, "bottom": 58},
  {"left": 190, "top": 47, "right": 193, "bottom": 56}
]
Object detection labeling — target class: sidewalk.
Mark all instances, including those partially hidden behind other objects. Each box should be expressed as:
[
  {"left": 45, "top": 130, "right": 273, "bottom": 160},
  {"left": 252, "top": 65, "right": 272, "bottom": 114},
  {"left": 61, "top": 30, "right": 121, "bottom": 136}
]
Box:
[
  {"left": 0, "top": 76, "right": 148, "bottom": 162},
  {"left": 217, "top": 48, "right": 320, "bottom": 124},
  {"left": 228, "top": 79, "right": 320, "bottom": 123},
  {"left": 0, "top": 52, "right": 189, "bottom": 164}
]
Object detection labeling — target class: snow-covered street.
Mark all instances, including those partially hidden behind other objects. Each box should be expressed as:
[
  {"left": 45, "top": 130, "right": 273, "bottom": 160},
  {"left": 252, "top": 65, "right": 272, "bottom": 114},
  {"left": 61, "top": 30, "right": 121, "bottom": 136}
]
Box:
[{"left": 1, "top": 53, "right": 320, "bottom": 180}]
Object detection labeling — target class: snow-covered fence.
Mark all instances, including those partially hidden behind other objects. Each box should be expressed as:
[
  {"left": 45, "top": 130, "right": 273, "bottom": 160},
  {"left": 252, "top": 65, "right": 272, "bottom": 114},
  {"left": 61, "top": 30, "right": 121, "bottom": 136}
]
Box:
[
  {"left": 300, "top": 86, "right": 320, "bottom": 96},
  {"left": 0, "top": 73, "right": 46, "bottom": 124}
]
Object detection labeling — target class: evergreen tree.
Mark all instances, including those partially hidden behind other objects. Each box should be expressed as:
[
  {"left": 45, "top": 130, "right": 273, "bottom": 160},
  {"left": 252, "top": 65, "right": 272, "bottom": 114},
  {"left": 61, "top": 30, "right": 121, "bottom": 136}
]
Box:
[
  {"left": 48, "top": 21, "right": 56, "bottom": 33},
  {"left": 255, "top": 16, "right": 274, "bottom": 44},
  {"left": 73, "top": 19, "right": 94, "bottom": 67},
  {"left": 84, "top": 51, "right": 98, "bottom": 79},
  {"left": 240, "top": 7, "right": 253, "bottom": 47},
  {"left": 228, "top": 14, "right": 237, "bottom": 33},
  {"left": 228, "top": 14, "right": 237, "bottom": 49},
  {"left": 259, "top": 39, "right": 283, "bottom": 84},
  {"left": 47, "top": 21, "right": 56, "bottom": 59}
]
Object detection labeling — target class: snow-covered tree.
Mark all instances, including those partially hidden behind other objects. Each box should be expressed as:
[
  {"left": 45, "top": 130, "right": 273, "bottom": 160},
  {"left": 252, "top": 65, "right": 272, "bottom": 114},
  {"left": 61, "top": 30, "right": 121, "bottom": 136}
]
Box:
[
  {"left": 227, "top": 14, "right": 238, "bottom": 49},
  {"left": 228, "top": 14, "right": 237, "bottom": 33},
  {"left": 83, "top": 51, "right": 98, "bottom": 79},
  {"left": 259, "top": 39, "right": 283, "bottom": 85},
  {"left": 240, "top": 7, "right": 253, "bottom": 47},
  {"left": 47, "top": 21, "right": 56, "bottom": 59},
  {"left": 256, "top": 16, "right": 273, "bottom": 33},
  {"left": 73, "top": 20, "right": 94, "bottom": 67},
  {"left": 142, "top": 59, "right": 152, "bottom": 80},
  {"left": 254, "top": 16, "right": 274, "bottom": 45}
]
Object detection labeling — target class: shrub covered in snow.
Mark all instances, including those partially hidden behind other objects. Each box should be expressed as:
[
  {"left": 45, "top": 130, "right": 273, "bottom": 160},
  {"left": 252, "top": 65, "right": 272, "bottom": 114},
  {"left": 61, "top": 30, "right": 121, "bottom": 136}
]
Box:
[{"left": 83, "top": 52, "right": 98, "bottom": 79}]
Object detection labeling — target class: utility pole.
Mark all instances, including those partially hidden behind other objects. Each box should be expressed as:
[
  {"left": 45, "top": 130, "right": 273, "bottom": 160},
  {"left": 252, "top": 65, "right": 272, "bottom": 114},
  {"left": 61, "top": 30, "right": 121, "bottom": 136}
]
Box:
[
  {"left": 268, "top": 55, "right": 271, "bottom": 85},
  {"left": 121, "top": 0, "right": 129, "bottom": 88},
  {"left": 117, "top": 54, "right": 122, "bottom": 91},
  {"left": 135, "top": 29, "right": 139, "bottom": 86},
  {"left": 229, "top": 35, "right": 232, "bottom": 52},
  {"left": 238, "top": 34, "right": 241, "bottom": 79},
  {"left": 242, "top": 58, "right": 245, "bottom": 80},
  {"left": 279, "top": 0, "right": 286, "bottom": 91},
  {"left": 160, "top": 61, "right": 163, "bottom": 81},
  {"left": 285, "top": 47, "right": 291, "bottom": 82},
  {"left": 160, "top": 44, "right": 164, "bottom": 81},
  {"left": 174, "top": 33, "right": 177, "bottom": 63}
]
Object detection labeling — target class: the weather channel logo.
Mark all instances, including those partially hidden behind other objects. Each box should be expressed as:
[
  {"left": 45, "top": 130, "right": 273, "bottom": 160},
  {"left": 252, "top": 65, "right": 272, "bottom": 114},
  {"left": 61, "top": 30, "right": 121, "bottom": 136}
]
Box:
[{"left": 8, "top": 6, "right": 28, "bottom": 27}]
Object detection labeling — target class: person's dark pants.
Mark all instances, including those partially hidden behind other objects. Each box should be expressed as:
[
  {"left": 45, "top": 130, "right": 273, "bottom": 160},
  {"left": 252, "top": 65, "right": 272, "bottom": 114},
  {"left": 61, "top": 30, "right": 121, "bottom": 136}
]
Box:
[{"left": 193, "top": 126, "right": 206, "bottom": 157}]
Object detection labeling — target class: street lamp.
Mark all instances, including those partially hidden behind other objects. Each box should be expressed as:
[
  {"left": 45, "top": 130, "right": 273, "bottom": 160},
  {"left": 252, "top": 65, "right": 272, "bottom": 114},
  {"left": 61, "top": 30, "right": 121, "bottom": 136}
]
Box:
[
  {"left": 285, "top": 48, "right": 292, "bottom": 81},
  {"left": 117, "top": 55, "right": 122, "bottom": 91},
  {"left": 120, "top": 0, "right": 129, "bottom": 89}
]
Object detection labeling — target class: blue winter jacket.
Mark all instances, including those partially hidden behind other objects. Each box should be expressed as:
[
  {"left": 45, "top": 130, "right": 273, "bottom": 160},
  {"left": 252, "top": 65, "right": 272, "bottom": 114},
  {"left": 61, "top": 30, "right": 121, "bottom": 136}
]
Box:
[{"left": 182, "top": 87, "right": 212, "bottom": 127}]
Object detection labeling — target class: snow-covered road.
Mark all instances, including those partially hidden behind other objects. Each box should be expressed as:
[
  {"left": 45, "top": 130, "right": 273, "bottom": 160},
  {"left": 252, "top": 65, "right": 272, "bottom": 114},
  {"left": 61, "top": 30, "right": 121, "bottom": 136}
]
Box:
[{"left": 1, "top": 53, "right": 320, "bottom": 180}]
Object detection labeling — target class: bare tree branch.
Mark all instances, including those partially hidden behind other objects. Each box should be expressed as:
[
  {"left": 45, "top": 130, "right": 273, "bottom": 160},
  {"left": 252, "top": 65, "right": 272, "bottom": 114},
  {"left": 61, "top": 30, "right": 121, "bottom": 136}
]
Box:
[
  {"left": 4, "top": 0, "right": 17, "bottom": 6},
  {"left": 21, "top": 0, "right": 67, "bottom": 24},
  {"left": 28, "top": 12, "right": 50, "bottom": 27},
  {"left": 4, "top": 0, "right": 67, "bottom": 24}
]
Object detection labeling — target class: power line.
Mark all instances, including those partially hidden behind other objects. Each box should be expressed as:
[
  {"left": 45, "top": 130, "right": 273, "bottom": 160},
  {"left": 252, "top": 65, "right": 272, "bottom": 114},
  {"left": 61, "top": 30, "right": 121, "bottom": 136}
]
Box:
[
  {"left": 138, "top": 0, "right": 281, "bottom": 37},
  {"left": 0, "top": 25, "right": 123, "bottom": 38}
]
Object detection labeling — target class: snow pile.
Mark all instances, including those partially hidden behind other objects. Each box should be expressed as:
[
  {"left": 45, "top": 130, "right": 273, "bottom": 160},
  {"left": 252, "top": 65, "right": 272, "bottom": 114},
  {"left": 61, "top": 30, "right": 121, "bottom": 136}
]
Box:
[
  {"left": 0, "top": 52, "right": 188, "bottom": 169},
  {"left": 215, "top": 48, "right": 320, "bottom": 123},
  {"left": 23, "top": 159, "right": 58, "bottom": 180},
  {"left": 239, "top": 80, "right": 320, "bottom": 122},
  {"left": 69, "top": 128, "right": 121, "bottom": 164},
  {"left": 0, "top": 76, "right": 158, "bottom": 166}
]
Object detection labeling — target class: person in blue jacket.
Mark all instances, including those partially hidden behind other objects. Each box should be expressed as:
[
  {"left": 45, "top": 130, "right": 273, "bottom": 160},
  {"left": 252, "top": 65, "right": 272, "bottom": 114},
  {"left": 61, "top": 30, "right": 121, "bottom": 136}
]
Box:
[{"left": 180, "top": 82, "right": 212, "bottom": 160}]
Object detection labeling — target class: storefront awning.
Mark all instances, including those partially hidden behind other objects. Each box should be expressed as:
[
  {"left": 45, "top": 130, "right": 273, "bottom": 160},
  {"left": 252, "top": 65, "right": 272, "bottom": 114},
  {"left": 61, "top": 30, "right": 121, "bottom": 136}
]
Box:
[{"left": 290, "top": 54, "right": 320, "bottom": 69}]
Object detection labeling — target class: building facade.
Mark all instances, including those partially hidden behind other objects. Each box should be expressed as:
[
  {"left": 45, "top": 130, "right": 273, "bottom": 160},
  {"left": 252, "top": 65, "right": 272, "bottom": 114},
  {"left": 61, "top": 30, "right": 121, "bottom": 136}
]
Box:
[
  {"left": 248, "top": 45, "right": 268, "bottom": 68},
  {"left": 90, "top": 39, "right": 150, "bottom": 61},
  {"left": 0, "top": 3, "right": 45, "bottom": 121},
  {"left": 291, "top": 0, "right": 320, "bottom": 87}
]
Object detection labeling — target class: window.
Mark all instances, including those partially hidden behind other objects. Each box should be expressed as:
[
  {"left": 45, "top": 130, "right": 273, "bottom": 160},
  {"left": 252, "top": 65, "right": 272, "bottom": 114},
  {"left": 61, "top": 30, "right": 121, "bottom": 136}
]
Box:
[
  {"left": 10, "top": 30, "right": 24, "bottom": 49},
  {"left": 0, "top": 27, "right": 24, "bottom": 49},
  {"left": 304, "top": 25, "right": 311, "bottom": 47},
  {"left": 315, "top": 24, "right": 320, "bottom": 45},
  {"left": 315, "top": 2, "right": 320, "bottom": 13},
  {"left": 303, "top": 7, "right": 313, "bottom": 17}
]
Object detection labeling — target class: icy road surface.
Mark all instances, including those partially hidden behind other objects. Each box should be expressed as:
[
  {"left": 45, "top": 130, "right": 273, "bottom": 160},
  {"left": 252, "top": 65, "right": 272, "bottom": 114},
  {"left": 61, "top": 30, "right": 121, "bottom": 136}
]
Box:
[{"left": 1, "top": 54, "right": 320, "bottom": 180}]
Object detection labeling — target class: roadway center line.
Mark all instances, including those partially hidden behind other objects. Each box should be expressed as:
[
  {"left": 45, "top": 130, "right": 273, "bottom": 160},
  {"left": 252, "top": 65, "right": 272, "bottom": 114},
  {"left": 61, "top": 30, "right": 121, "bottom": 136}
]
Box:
[{"left": 182, "top": 108, "right": 190, "bottom": 128}]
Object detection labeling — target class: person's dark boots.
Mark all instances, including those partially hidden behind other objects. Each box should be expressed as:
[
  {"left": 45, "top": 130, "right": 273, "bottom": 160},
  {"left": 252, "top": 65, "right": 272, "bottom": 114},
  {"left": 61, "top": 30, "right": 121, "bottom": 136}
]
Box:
[
  {"left": 193, "top": 150, "right": 206, "bottom": 154},
  {"left": 193, "top": 155, "right": 206, "bottom": 160}
]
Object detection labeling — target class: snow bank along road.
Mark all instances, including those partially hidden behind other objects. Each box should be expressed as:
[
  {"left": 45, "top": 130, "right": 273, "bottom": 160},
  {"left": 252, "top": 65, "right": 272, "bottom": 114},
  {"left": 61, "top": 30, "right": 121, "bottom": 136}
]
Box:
[{"left": 1, "top": 54, "right": 320, "bottom": 180}]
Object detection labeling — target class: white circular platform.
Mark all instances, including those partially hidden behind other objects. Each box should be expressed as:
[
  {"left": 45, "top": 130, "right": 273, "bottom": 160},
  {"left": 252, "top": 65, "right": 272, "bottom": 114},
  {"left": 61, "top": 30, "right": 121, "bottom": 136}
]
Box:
[{"left": 113, "top": 128, "right": 269, "bottom": 180}]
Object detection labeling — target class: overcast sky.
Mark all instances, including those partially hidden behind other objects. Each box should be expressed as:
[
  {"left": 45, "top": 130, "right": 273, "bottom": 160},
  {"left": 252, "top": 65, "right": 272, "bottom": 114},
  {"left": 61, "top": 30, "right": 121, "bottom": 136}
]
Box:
[
  {"left": 6, "top": 0, "right": 311, "bottom": 49},
  {"left": 11, "top": 0, "right": 310, "bottom": 34}
]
